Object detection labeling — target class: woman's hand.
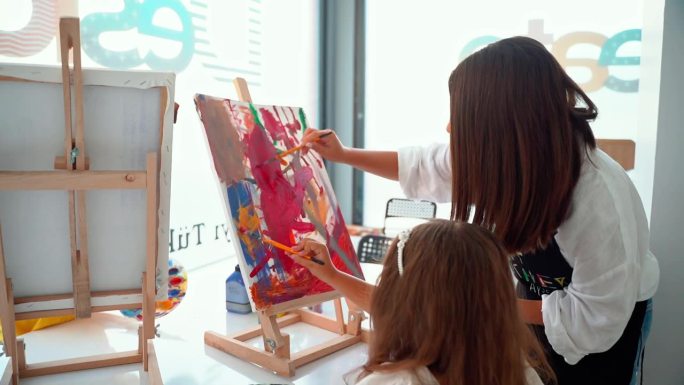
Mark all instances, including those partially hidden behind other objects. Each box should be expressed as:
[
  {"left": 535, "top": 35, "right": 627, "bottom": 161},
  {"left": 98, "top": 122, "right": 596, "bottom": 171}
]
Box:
[
  {"left": 289, "top": 238, "right": 338, "bottom": 283},
  {"left": 301, "top": 128, "right": 347, "bottom": 162}
]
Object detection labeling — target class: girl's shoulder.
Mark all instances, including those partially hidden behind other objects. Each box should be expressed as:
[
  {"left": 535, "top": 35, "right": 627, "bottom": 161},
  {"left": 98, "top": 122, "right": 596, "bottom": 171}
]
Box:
[
  {"left": 345, "top": 366, "right": 439, "bottom": 385},
  {"left": 347, "top": 365, "right": 544, "bottom": 385},
  {"left": 525, "top": 365, "right": 545, "bottom": 385}
]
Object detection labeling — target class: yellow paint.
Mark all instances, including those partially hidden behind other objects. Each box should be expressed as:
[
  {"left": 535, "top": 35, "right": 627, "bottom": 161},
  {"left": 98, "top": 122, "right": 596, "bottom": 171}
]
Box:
[
  {"left": 0, "top": 316, "right": 76, "bottom": 342},
  {"left": 238, "top": 205, "right": 262, "bottom": 254}
]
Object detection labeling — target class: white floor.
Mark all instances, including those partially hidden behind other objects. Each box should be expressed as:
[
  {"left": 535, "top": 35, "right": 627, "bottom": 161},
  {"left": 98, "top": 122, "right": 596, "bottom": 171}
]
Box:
[{"left": 12, "top": 257, "right": 380, "bottom": 384}]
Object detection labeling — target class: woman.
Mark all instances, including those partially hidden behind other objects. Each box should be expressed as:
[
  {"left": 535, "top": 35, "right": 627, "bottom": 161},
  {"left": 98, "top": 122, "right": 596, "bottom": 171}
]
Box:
[{"left": 299, "top": 36, "right": 659, "bottom": 384}]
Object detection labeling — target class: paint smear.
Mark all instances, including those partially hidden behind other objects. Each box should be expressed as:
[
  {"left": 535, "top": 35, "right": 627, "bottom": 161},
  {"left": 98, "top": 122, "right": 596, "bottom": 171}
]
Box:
[{"left": 194, "top": 95, "right": 246, "bottom": 183}]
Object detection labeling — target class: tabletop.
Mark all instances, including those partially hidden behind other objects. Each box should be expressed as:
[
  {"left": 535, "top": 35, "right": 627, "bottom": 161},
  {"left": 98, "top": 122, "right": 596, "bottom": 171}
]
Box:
[
  {"left": 151, "top": 257, "right": 382, "bottom": 385},
  {"left": 10, "top": 253, "right": 383, "bottom": 385}
]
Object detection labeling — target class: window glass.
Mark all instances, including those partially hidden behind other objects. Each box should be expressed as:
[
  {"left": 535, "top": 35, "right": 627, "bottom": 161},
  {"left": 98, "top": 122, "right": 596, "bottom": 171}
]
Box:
[{"left": 364, "top": 0, "right": 645, "bottom": 227}]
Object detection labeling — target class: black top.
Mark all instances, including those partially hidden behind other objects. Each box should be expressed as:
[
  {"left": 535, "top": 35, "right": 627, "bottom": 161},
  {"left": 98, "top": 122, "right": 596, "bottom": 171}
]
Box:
[{"left": 510, "top": 237, "right": 572, "bottom": 300}]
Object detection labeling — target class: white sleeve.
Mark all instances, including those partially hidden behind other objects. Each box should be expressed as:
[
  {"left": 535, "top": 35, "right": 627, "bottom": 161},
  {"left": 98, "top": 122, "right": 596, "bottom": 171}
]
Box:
[
  {"left": 397, "top": 143, "right": 452, "bottom": 203},
  {"left": 542, "top": 174, "right": 641, "bottom": 364}
]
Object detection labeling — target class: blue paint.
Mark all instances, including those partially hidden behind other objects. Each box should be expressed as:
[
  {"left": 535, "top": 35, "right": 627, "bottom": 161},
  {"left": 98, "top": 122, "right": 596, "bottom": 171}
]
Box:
[{"left": 226, "top": 181, "right": 270, "bottom": 284}]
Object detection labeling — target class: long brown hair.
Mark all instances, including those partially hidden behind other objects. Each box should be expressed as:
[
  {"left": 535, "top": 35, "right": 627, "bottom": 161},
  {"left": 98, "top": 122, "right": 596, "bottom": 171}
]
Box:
[
  {"left": 363, "top": 220, "right": 553, "bottom": 385},
  {"left": 449, "top": 36, "right": 597, "bottom": 253}
]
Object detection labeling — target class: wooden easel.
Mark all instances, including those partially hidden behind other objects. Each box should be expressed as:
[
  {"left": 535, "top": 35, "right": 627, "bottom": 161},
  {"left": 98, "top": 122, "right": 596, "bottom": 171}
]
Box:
[
  {"left": 0, "top": 18, "right": 159, "bottom": 383},
  {"left": 203, "top": 78, "right": 369, "bottom": 377}
]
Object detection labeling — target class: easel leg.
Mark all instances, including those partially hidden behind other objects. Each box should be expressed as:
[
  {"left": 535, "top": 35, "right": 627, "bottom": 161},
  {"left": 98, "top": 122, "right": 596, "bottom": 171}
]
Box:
[
  {"left": 137, "top": 325, "right": 143, "bottom": 355},
  {"left": 0, "top": 278, "right": 19, "bottom": 385},
  {"left": 72, "top": 193, "right": 92, "bottom": 319},
  {"left": 258, "top": 313, "right": 290, "bottom": 359},
  {"left": 142, "top": 272, "right": 155, "bottom": 371},
  {"left": 143, "top": 153, "right": 159, "bottom": 371},
  {"left": 16, "top": 338, "right": 26, "bottom": 374},
  {"left": 60, "top": 17, "right": 92, "bottom": 320},
  {"left": 344, "top": 298, "right": 365, "bottom": 339},
  {"left": 333, "top": 298, "right": 346, "bottom": 334}
]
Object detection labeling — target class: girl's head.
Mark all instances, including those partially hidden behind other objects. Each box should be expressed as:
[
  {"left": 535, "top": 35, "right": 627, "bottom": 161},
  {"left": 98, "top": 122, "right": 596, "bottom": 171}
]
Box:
[
  {"left": 449, "top": 36, "right": 597, "bottom": 253},
  {"left": 365, "top": 220, "right": 552, "bottom": 385}
]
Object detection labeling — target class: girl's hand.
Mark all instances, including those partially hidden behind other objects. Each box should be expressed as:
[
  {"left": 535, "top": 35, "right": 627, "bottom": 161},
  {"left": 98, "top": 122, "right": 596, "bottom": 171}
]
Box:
[
  {"left": 301, "top": 128, "right": 347, "bottom": 162},
  {"left": 289, "top": 238, "right": 338, "bottom": 283}
]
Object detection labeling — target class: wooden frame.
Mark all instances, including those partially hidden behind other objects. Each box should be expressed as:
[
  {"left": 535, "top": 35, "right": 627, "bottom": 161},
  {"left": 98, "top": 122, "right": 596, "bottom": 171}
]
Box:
[
  {"left": 203, "top": 78, "right": 369, "bottom": 377},
  {"left": 0, "top": 17, "right": 166, "bottom": 384}
]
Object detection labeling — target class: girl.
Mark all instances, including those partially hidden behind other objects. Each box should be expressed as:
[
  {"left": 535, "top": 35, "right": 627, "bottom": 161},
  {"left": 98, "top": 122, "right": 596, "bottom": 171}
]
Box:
[
  {"left": 300, "top": 36, "right": 658, "bottom": 385},
  {"left": 291, "top": 220, "right": 552, "bottom": 385}
]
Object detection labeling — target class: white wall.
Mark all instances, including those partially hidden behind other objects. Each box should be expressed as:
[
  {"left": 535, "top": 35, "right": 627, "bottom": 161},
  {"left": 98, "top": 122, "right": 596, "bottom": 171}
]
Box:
[{"left": 643, "top": 0, "right": 684, "bottom": 383}]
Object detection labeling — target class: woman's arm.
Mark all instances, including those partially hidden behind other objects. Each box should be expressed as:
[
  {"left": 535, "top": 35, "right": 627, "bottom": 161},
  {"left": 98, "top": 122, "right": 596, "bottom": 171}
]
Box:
[
  {"left": 342, "top": 148, "right": 398, "bottom": 181},
  {"left": 290, "top": 238, "right": 375, "bottom": 312},
  {"left": 302, "top": 129, "right": 398, "bottom": 181},
  {"left": 518, "top": 299, "right": 543, "bottom": 325}
]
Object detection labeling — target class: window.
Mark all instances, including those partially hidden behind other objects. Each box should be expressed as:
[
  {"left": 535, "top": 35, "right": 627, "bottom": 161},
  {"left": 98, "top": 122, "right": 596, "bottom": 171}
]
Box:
[
  {"left": 0, "top": 0, "right": 320, "bottom": 268},
  {"left": 364, "top": 0, "right": 645, "bottom": 227}
]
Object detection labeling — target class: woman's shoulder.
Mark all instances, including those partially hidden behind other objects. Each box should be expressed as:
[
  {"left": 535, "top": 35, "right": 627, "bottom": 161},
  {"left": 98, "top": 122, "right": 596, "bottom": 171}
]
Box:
[
  {"left": 562, "top": 147, "right": 645, "bottom": 229},
  {"left": 575, "top": 148, "right": 633, "bottom": 201},
  {"left": 556, "top": 147, "right": 651, "bottom": 264},
  {"left": 346, "top": 366, "right": 439, "bottom": 385}
]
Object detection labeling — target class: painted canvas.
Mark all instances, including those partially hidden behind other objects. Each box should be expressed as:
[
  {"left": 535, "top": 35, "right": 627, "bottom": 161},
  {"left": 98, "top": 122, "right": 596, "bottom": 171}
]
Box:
[{"left": 195, "top": 94, "right": 364, "bottom": 312}]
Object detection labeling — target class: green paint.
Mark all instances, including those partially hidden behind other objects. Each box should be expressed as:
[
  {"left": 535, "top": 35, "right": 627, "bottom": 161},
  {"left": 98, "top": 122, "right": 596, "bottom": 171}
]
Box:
[
  {"left": 248, "top": 103, "right": 265, "bottom": 129},
  {"left": 298, "top": 108, "right": 308, "bottom": 133}
]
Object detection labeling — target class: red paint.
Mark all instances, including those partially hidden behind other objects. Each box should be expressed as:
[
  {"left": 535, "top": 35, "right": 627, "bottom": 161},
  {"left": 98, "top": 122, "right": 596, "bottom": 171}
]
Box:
[
  {"left": 243, "top": 109, "right": 315, "bottom": 277},
  {"left": 249, "top": 253, "right": 270, "bottom": 278},
  {"left": 260, "top": 109, "right": 295, "bottom": 147},
  {"left": 272, "top": 105, "right": 302, "bottom": 137}
]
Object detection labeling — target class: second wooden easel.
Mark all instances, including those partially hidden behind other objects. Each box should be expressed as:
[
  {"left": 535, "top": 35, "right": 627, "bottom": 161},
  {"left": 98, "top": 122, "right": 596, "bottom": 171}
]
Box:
[
  {"left": 0, "top": 17, "right": 160, "bottom": 384},
  {"left": 203, "top": 78, "right": 370, "bottom": 377}
]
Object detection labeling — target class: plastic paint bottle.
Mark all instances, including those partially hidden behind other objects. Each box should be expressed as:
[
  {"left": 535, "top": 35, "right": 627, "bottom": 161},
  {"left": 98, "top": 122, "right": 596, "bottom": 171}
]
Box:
[{"left": 226, "top": 264, "right": 252, "bottom": 314}]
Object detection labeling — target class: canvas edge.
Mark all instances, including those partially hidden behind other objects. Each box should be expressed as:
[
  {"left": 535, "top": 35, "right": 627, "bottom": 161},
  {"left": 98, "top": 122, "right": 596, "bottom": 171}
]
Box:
[
  {"left": 0, "top": 63, "right": 175, "bottom": 90},
  {"left": 261, "top": 290, "right": 341, "bottom": 316},
  {"left": 193, "top": 93, "right": 259, "bottom": 312},
  {"left": 155, "top": 77, "right": 175, "bottom": 300}
]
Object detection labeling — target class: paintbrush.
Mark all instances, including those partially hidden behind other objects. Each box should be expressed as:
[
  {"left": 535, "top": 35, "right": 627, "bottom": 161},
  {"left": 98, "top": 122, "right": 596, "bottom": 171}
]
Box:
[
  {"left": 263, "top": 238, "right": 325, "bottom": 266},
  {"left": 277, "top": 131, "right": 333, "bottom": 160}
]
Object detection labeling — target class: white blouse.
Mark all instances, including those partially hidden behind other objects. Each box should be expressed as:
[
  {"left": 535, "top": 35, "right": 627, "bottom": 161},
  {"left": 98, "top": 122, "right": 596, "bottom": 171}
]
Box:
[
  {"left": 346, "top": 365, "right": 544, "bottom": 385},
  {"left": 398, "top": 143, "right": 660, "bottom": 365}
]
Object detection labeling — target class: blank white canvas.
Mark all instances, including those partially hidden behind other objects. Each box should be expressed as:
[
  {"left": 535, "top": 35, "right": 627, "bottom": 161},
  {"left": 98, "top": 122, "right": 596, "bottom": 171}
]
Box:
[{"left": 0, "top": 64, "right": 174, "bottom": 303}]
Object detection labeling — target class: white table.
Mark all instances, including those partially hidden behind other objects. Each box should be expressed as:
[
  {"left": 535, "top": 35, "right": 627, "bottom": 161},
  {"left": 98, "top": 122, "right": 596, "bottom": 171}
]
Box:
[
  {"left": 10, "top": 256, "right": 382, "bottom": 385},
  {"left": 151, "top": 258, "right": 381, "bottom": 385}
]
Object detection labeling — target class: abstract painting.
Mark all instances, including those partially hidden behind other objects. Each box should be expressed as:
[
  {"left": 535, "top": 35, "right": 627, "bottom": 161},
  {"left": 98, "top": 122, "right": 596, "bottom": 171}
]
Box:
[{"left": 195, "top": 94, "right": 364, "bottom": 312}]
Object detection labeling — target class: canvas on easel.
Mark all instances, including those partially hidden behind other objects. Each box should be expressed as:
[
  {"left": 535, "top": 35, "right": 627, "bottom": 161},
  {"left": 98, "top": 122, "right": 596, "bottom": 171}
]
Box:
[
  {"left": 0, "top": 18, "right": 174, "bottom": 383},
  {"left": 194, "top": 94, "right": 363, "bottom": 313},
  {"left": 195, "top": 79, "right": 368, "bottom": 377}
]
